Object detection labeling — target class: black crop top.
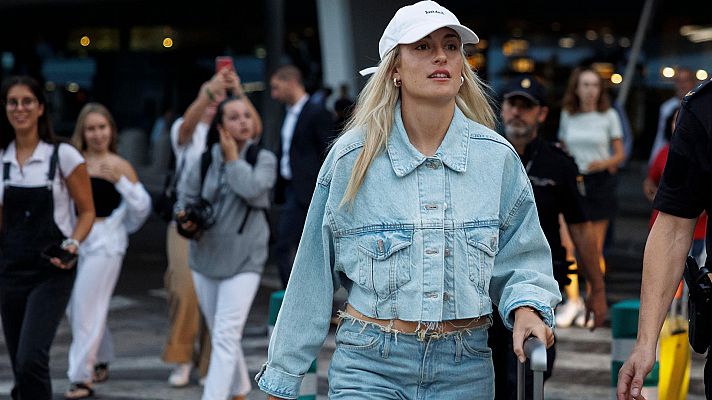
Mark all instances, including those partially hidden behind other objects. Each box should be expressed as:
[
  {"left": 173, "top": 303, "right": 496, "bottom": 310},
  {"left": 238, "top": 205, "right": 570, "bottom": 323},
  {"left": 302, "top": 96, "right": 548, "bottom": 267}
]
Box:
[{"left": 91, "top": 177, "right": 121, "bottom": 217}]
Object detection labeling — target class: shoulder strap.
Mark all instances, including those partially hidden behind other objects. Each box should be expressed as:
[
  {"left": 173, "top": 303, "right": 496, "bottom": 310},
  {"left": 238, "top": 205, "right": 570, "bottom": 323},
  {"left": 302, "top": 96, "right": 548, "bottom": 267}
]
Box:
[
  {"left": 236, "top": 144, "right": 269, "bottom": 234},
  {"left": 47, "top": 143, "right": 60, "bottom": 187},
  {"left": 198, "top": 148, "right": 213, "bottom": 193},
  {"left": 245, "top": 143, "right": 261, "bottom": 167},
  {"left": 3, "top": 162, "right": 10, "bottom": 183}
]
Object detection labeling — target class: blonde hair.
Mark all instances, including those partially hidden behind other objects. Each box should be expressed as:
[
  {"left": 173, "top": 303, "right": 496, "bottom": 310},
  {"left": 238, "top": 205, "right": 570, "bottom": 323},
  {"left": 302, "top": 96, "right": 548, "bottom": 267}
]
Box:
[
  {"left": 71, "top": 102, "right": 118, "bottom": 153},
  {"left": 340, "top": 46, "right": 496, "bottom": 207}
]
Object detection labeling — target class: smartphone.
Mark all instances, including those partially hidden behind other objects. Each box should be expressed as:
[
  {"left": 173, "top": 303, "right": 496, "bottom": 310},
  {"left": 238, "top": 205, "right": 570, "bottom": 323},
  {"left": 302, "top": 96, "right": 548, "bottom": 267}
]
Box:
[
  {"left": 215, "top": 56, "right": 234, "bottom": 73},
  {"left": 41, "top": 243, "right": 78, "bottom": 265}
]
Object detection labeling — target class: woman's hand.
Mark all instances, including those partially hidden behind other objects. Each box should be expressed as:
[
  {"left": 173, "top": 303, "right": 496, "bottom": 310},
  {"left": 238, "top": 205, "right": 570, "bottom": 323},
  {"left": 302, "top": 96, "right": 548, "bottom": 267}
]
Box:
[
  {"left": 583, "top": 286, "right": 608, "bottom": 331},
  {"left": 175, "top": 210, "right": 197, "bottom": 233},
  {"left": 586, "top": 160, "right": 605, "bottom": 173},
  {"left": 219, "top": 127, "right": 239, "bottom": 162},
  {"left": 587, "top": 159, "right": 619, "bottom": 174},
  {"left": 586, "top": 160, "right": 603, "bottom": 173},
  {"left": 204, "top": 69, "right": 231, "bottom": 100},
  {"left": 224, "top": 69, "right": 243, "bottom": 97},
  {"left": 96, "top": 161, "right": 122, "bottom": 183},
  {"left": 512, "top": 306, "right": 554, "bottom": 363},
  {"left": 49, "top": 243, "right": 78, "bottom": 270}
]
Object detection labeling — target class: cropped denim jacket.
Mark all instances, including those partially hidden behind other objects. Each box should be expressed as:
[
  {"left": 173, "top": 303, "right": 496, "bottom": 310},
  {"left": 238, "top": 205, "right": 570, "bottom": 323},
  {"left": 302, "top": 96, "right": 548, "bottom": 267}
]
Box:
[{"left": 256, "top": 103, "right": 561, "bottom": 399}]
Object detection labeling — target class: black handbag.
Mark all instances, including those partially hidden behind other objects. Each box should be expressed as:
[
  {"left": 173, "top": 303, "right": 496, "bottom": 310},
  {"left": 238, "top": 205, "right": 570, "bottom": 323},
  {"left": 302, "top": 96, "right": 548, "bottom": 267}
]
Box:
[
  {"left": 153, "top": 171, "right": 178, "bottom": 222},
  {"left": 154, "top": 150, "right": 186, "bottom": 222}
]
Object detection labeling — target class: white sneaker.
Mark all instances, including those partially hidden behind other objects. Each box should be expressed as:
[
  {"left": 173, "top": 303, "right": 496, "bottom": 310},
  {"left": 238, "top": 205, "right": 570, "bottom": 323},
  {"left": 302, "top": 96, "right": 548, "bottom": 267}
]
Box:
[
  {"left": 168, "top": 363, "right": 192, "bottom": 387},
  {"left": 555, "top": 298, "right": 583, "bottom": 328}
]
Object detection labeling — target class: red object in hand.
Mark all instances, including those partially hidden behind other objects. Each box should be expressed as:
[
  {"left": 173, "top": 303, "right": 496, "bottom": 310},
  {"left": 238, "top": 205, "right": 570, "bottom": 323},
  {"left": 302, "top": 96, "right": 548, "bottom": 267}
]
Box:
[{"left": 215, "top": 56, "right": 234, "bottom": 73}]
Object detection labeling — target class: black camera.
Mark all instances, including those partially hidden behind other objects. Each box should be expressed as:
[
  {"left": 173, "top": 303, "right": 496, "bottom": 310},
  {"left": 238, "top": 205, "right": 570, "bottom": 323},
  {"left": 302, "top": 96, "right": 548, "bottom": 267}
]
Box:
[{"left": 175, "top": 199, "right": 216, "bottom": 240}]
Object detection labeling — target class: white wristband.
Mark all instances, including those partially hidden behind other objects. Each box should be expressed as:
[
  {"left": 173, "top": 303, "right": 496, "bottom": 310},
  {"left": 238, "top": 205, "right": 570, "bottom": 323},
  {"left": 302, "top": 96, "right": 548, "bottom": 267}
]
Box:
[{"left": 61, "top": 238, "right": 80, "bottom": 249}]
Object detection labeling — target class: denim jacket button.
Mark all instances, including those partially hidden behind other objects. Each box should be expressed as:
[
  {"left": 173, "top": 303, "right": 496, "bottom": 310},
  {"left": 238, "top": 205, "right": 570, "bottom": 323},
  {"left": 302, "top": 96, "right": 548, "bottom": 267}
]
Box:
[
  {"left": 444, "top": 248, "right": 452, "bottom": 257},
  {"left": 443, "top": 292, "right": 450, "bottom": 301}
]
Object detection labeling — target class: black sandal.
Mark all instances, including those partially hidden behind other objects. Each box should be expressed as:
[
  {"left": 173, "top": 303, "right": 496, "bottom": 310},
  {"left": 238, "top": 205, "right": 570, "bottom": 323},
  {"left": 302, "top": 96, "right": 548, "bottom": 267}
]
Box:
[
  {"left": 93, "top": 363, "right": 109, "bottom": 383},
  {"left": 64, "top": 382, "right": 94, "bottom": 399}
]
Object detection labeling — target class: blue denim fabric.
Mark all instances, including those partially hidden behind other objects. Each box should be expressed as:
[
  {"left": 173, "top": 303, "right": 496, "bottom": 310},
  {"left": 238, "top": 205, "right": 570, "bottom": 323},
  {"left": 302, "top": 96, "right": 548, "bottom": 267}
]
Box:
[
  {"left": 328, "top": 316, "right": 494, "bottom": 400},
  {"left": 256, "top": 103, "right": 561, "bottom": 399}
]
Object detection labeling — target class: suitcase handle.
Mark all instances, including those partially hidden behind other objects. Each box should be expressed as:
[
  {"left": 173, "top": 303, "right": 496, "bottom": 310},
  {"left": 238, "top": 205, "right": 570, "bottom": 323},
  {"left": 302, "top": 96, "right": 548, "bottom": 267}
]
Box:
[{"left": 517, "top": 337, "right": 547, "bottom": 400}]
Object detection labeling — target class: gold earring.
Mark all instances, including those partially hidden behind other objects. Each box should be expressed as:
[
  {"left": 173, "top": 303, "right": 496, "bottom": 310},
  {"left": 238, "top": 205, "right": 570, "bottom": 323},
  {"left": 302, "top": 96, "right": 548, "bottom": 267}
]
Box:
[{"left": 393, "top": 78, "right": 402, "bottom": 87}]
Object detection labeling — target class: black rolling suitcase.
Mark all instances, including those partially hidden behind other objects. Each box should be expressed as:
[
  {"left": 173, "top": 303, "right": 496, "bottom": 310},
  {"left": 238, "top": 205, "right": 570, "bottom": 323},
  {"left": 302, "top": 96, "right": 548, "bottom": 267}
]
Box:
[{"left": 517, "top": 337, "right": 547, "bottom": 400}]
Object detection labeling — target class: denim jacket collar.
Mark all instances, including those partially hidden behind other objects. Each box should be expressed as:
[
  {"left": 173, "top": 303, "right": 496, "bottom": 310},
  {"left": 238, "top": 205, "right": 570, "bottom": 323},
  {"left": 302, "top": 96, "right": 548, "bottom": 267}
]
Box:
[{"left": 387, "top": 102, "right": 470, "bottom": 177}]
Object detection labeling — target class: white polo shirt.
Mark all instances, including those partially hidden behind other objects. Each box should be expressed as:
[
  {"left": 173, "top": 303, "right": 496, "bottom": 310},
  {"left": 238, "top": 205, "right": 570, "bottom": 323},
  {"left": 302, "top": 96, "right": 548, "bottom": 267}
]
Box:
[{"left": 0, "top": 141, "right": 85, "bottom": 237}]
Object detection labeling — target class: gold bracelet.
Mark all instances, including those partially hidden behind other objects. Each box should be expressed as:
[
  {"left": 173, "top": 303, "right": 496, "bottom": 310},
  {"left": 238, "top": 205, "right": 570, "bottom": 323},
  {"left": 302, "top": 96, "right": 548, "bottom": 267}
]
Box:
[{"left": 517, "top": 306, "right": 541, "bottom": 317}]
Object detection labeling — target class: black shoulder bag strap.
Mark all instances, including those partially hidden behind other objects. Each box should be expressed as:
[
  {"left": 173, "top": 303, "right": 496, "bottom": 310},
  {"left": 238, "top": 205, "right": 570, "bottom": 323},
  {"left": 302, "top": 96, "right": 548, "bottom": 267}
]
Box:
[
  {"left": 199, "top": 149, "right": 213, "bottom": 196},
  {"left": 3, "top": 162, "right": 10, "bottom": 186},
  {"left": 46, "top": 143, "right": 60, "bottom": 190},
  {"left": 237, "top": 144, "right": 270, "bottom": 234}
]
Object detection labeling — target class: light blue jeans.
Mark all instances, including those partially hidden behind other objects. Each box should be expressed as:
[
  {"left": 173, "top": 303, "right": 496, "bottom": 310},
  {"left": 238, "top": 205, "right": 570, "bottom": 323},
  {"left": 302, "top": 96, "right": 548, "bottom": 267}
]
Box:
[{"left": 328, "top": 314, "right": 495, "bottom": 400}]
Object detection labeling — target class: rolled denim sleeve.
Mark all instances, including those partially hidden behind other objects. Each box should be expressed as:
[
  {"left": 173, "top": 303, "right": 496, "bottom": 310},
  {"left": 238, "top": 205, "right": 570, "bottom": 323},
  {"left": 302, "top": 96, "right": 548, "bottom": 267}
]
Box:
[
  {"left": 489, "top": 169, "right": 562, "bottom": 330},
  {"left": 256, "top": 182, "right": 337, "bottom": 399}
]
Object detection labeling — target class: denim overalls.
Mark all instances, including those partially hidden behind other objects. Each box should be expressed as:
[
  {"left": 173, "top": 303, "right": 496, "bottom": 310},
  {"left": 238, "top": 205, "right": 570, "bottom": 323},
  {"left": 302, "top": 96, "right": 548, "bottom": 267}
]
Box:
[{"left": 0, "top": 144, "right": 76, "bottom": 400}]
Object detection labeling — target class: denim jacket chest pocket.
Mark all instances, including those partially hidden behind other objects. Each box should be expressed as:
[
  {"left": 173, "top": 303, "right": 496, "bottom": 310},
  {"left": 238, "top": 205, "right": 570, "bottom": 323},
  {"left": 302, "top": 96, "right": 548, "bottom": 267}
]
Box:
[
  {"left": 354, "top": 229, "right": 415, "bottom": 299},
  {"left": 465, "top": 226, "right": 499, "bottom": 293}
]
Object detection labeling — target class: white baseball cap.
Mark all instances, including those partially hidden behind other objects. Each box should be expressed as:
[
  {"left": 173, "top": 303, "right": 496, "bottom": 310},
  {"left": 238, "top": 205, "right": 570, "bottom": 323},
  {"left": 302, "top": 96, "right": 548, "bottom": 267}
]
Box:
[{"left": 359, "top": 0, "right": 479, "bottom": 76}]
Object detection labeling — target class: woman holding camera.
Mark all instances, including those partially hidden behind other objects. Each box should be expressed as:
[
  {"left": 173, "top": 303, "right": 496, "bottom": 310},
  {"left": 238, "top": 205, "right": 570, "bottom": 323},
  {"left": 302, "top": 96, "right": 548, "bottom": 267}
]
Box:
[
  {"left": 64, "top": 103, "right": 151, "bottom": 399},
  {"left": 0, "top": 76, "right": 95, "bottom": 400},
  {"left": 176, "top": 95, "right": 276, "bottom": 400},
  {"left": 161, "top": 68, "right": 261, "bottom": 387}
]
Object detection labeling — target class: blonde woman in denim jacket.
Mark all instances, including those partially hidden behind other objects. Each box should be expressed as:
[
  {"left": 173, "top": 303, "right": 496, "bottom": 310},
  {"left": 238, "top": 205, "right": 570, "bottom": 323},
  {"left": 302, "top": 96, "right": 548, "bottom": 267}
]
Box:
[{"left": 257, "top": 2, "right": 561, "bottom": 399}]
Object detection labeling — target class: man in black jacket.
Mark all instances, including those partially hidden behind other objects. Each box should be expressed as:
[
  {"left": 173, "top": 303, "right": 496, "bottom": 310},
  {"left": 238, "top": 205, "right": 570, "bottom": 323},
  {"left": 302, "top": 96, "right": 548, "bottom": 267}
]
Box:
[
  {"left": 492, "top": 75, "right": 607, "bottom": 399},
  {"left": 618, "top": 78, "right": 712, "bottom": 400},
  {"left": 270, "top": 65, "right": 335, "bottom": 288}
]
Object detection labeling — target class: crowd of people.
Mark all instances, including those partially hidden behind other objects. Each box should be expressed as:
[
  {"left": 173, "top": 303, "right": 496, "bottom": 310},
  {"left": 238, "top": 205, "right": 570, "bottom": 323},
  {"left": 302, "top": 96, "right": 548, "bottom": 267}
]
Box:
[{"left": 0, "top": 1, "right": 708, "bottom": 400}]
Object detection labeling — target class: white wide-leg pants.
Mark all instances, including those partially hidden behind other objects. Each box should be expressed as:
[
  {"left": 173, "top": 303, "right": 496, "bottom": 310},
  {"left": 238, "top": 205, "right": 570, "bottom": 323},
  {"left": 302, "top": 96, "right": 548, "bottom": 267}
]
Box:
[
  {"left": 192, "top": 271, "right": 260, "bottom": 400},
  {"left": 66, "top": 250, "right": 123, "bottom": 383}
]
